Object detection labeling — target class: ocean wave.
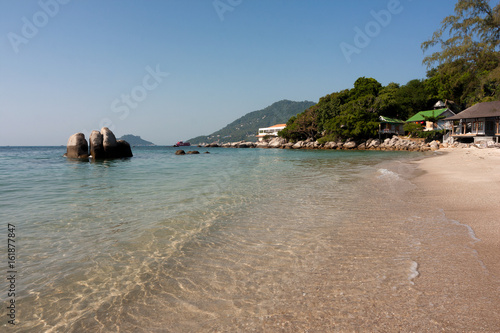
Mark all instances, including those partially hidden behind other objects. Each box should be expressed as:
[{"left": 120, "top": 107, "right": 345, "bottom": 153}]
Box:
[{"left": 377, "top": 168, "right": 401, "bottom": 180}]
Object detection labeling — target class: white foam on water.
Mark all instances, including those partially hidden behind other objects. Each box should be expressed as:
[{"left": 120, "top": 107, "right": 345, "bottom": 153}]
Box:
[
  {"left": 436, "top": 208, "right": 482, "bottom": 244},
  {"left": 408, "top": 261, "right": 419, "bottom": 285},
  {"left": 442, "top": 211, "right": 489, "bottom": 272},
  {"left": 449, "top": 218, "right": 481, "bottom": 243},
  {"left": 377, "top": 168, "right": 401, "bottom": 180}
]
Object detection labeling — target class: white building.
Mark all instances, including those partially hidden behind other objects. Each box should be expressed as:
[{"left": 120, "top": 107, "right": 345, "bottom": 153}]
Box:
[{"left": 256, "top": 124, "right": 286, "bottom": 142}]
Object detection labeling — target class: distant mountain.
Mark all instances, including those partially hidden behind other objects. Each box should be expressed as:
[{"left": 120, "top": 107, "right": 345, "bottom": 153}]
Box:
[
  {"left": 188, "top": 100, "right": 315, "bottom": 144},
  {"left": 118, "top": 134, "right": 155, "bottom": 146}
]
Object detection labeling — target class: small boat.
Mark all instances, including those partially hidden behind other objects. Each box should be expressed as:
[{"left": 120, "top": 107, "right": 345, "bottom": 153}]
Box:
[{"left": 173, "top": 141, "right": 191, "bottom": 147}]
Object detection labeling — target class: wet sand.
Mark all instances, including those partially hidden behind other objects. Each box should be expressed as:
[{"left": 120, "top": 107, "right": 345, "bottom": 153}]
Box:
[
  {"left": 413, "top": 147, "right": 500, "bottom": 278},
  {"left": 395, "top": 147, "right": 500, "bottom": 331}
]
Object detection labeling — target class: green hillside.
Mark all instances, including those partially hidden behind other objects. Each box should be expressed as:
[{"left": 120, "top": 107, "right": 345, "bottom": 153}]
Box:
[
  {"left": 188, "top": 100, "right": 315, "bottom": 144},
  {"left": 118, "top": 134, "right": 155, "bottom": 146}
]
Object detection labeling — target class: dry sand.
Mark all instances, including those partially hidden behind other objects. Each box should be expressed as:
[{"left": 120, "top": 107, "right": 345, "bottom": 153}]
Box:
[{"left": 413, "top": 147, "right": 500, "bottom": 278}]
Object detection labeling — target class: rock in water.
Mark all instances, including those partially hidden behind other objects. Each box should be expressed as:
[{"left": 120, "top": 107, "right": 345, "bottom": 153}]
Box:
[
  {"left": 237, "top": 142, "right": 250, "bottom": 148},
  {"left": 175, "top": 150, "right": 186, "bottom": 155},
  {"left": 368, "top": 139, "right": 380, "bottom": 148},
  {"left": 65, "top": 128, "right": 133, "bottom": 160},
  {"left": 65, "top": 133, "right": 89, "bottom": 159},
  {"left": 101, "top": 127, "right": 118, "bottom": 157},
  {"left": 324, "top": 141, "right": 337, "bottom": 149},
  {"left": 430, "top": 141, "right": 440, "bottom": 151},
  {"left": 89, "top": 130, "right": 104, "bottom": 159},
  {"left": 256, "top": 142, "right": 269, "bottom": 149},
  {"left": 343, "top": 141, "right": 357, "bottom": 149},
  {"left": 116, "top": 140, "right": 133, "bottom": 157},
  {"left": 186, "top": 150, "right": 200, "bottom": 154},
  {"left": 268, "top": 137, "right": 286, "bottom": 148}
]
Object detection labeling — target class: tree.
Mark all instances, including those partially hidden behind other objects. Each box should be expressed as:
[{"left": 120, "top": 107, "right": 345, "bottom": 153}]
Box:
[
  {"left": 404, "top": 122, "right": 424, "bottom": 136},
  {"left": 321, "top": 95, "right": 379, "bottom": 140},
  {"left": 315, "top": 90, "right": 350, "bottom": 133},
  {"left": 278, "top": 107, "right": 319, "bottom": 142},
  {"left": 422, "top": 0, "right": 500, "bottom": 105},
  {"left": 423, "top": 110, "right": 447, "bottom": 130},
  {"left": 351, "top": 77, "right": 383, "bottom": 100},
  {"left": 375, "top": 82, "right": 404, "bottom": 120},
  {"left": 395, "top": 79, "right": 433, "bottom": 117},
  {"left": 422, "top": 0, "right": 500, "bottom": 67}
]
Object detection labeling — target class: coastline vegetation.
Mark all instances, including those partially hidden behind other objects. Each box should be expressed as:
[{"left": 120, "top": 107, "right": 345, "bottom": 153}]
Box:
[{"left": 280, "top": 0, "right": 500, "bottom": 143}]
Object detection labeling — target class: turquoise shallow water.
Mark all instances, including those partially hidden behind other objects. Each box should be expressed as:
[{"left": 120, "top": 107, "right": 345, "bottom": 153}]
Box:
[{"left": 1, "top": 146, "right": 499, "bottom": 332}]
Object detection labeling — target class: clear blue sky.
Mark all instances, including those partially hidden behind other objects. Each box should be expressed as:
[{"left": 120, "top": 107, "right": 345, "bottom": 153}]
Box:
[{"left": 0, "top": 0, "right": 456, "bottom": 146}]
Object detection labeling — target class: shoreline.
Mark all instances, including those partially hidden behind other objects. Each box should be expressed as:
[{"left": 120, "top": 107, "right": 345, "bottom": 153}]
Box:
[
  {"left": 369, "top": 147, "right": 500, "bottom": 330},
  {"left": 200, "top": 135, "right": 496, "bottom": 152},
  {"left": 410, "top": 147, "right": 500, "bottom": 278}
]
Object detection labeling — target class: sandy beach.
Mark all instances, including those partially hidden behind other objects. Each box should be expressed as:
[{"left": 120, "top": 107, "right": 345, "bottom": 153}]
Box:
[
  {"left": 413, "top": 147, "right": 500, "bottom": 278},
  {"left": 390, "top": 147, "right": 500, "bottom": 331}
]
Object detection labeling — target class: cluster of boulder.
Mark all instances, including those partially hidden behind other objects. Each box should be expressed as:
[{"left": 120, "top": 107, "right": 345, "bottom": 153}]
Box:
[
  {"left": 64, "top": 127, "right": 133, "bottom": 159},
  {"left": 200, "top": 136, "right": 444, "bottom": 152},
  {"left": 450, "top": 140, "right": 500, "bottom": 149},
  {"left": 175, "top": 150, "right": 210, "bottom": 155}
]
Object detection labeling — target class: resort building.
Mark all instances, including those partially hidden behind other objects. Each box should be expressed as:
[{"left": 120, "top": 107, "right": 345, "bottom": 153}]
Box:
[
  {"left": 406, "top": 107, "right": 456, "bottom": 131},
  {"left": 257, "top": 124, "right": 286, "bottom": 142},
  {"left": 446, "top": 101, "right": 500, "bottom": 143},
  {"left": 378, "top": 116, "right": 405, "bottom": 137}
]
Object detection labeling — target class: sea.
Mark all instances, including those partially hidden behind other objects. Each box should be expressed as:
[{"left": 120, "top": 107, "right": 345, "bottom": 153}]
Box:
[{"left": 1, "top": 146, "right": 499, "bottom": 332}]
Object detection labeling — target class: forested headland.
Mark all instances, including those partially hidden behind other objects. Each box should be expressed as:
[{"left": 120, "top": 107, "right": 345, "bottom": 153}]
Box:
[{"left": 279, "top": 0, "right": 500, "bottom": 142}]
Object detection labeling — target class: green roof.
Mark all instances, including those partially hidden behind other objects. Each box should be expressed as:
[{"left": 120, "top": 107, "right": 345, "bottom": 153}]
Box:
[
  {"left": 379, "top": 116, "right": 405, "bottom": 123},
  {"left": 406, "top": 108, "right": 448, "bottom": 122}
]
